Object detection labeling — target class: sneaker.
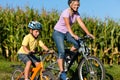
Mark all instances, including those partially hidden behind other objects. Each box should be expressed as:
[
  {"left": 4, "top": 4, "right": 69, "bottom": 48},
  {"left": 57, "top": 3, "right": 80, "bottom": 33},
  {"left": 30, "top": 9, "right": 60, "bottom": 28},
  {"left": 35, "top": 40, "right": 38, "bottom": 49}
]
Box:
[{"left": 60, "top": 71, "right": 67, "bottom": 80}]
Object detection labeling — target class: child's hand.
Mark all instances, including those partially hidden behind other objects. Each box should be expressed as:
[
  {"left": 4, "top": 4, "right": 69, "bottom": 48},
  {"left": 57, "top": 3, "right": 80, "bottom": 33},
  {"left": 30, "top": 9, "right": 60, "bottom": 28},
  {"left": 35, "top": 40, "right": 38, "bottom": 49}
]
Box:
[
  {"left": 47, "top": 50, "right": 55, "bottom": 54},
  {"left": 29, "top": 51, "right": 35, "bottom": 54}
]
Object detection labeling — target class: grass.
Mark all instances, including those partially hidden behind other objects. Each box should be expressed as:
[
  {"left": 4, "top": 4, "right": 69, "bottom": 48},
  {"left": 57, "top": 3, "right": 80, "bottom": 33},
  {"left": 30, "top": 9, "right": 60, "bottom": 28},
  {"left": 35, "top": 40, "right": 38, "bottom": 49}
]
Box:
[
  {"left": 0, "top": 56, "right": 22, "bottom": 80},
  {"left": 0, "top": 55, "right": 120, "bottom": 80},
  {"left": 104, "top": 64, "right": 120, "bottom": 80}
]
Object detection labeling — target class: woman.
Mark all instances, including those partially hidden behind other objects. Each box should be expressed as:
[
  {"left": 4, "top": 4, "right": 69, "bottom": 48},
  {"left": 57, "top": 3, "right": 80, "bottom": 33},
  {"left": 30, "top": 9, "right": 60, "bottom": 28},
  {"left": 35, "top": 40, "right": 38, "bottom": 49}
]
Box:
[{"left": 52, "top": 0, "right": 95, "bottom": 80}]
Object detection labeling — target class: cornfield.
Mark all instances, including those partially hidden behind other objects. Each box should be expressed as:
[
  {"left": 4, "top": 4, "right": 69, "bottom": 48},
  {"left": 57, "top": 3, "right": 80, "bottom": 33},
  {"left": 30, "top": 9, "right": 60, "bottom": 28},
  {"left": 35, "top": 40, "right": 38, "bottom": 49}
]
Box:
[{"left": 0, "top": 6, "right": 120, "bottom": 65}]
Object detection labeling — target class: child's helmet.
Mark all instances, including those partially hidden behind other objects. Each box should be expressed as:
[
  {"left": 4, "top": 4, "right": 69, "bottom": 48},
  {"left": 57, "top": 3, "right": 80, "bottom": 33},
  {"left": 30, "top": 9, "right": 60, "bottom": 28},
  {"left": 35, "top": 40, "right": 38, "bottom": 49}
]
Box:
[
  {"left": 68, "top": 0, "right": 79, "bottom": 6},
  {"left": 28, "top": 21, "right": 42, "bottom": 30}
]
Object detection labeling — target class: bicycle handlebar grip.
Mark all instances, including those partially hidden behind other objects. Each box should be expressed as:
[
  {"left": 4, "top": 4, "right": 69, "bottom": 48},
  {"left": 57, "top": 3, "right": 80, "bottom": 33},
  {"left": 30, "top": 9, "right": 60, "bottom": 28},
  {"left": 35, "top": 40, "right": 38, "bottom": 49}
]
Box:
[{"left": 29, "top": 51, "right": 36, "bottom": 55}]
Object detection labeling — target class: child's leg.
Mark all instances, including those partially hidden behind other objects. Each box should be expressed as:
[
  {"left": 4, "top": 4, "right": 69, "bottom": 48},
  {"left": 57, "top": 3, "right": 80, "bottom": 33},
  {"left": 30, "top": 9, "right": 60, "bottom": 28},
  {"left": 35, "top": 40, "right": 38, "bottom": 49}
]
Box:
[
  {"left": 35, "top": 62, "right": 39, "bottom": 67},
  {"left": 24, "top": 60, "right": 32, "bottom": 80},
  {"left": 28, "top": 54, "right": 39, "bottom": 67},
  {"left": 18, "top": 54, "right": 32, "bottom": 80}
]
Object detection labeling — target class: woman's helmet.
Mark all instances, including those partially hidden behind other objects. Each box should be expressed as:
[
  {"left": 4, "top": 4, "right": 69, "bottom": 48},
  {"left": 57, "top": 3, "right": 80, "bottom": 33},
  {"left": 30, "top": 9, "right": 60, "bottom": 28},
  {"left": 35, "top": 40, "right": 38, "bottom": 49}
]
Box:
[
  {"left": 68, "top": 0, "right": 79, "bottom": 6},
  {"left": 28, "top": 21, "right": 42, "bottom": 30}
]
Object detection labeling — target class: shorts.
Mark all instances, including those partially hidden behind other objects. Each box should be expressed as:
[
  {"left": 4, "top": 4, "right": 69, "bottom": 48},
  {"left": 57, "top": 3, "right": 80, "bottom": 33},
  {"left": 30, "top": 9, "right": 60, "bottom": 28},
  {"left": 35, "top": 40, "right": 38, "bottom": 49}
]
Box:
[{"left": 18, "top": 54, "right": 39, "bottom": 64}]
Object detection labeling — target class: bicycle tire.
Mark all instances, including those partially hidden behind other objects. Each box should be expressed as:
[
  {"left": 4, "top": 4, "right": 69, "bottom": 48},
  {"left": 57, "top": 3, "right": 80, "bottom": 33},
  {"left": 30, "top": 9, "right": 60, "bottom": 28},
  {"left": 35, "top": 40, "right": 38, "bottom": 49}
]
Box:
[
  {"left": 78, "top": 56, "right": 105, "bottom": 80},
  {"left": 37, "top": 71, "right": 56, "bottom": 80},
  {"left": 11, "top": 68, "right": 24, "bottom": 80},
  {"left": 42, "top": 53, "right": 59, "bottom": 79}
]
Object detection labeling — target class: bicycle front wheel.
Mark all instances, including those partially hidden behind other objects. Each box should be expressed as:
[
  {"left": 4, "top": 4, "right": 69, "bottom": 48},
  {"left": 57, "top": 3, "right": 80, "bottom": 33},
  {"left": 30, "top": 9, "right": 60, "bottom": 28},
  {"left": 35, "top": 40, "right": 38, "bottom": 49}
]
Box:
[
  {"left": 78, "top": 56, "right": 105, "bottom": 80},
  {"left": 11, "top": 68, "right": 24, "bottom": 80}
]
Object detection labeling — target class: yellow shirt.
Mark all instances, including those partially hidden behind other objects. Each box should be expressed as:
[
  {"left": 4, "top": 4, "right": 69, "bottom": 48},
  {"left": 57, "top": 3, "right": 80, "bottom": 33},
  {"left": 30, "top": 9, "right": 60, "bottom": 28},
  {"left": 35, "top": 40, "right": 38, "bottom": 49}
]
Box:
[{"left": 18, "top": 34, "right": 44, "bottom": 54}]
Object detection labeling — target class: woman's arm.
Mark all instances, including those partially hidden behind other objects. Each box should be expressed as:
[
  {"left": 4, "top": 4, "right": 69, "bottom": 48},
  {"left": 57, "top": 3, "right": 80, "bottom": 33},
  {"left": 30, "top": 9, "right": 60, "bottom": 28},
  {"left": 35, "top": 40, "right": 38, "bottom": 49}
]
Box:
[
  {"left": 77, "top": 17, "right": 95, "bottom": 39},
  {"left": 63, "top": 17, "right": 79, "bottom": 40}
]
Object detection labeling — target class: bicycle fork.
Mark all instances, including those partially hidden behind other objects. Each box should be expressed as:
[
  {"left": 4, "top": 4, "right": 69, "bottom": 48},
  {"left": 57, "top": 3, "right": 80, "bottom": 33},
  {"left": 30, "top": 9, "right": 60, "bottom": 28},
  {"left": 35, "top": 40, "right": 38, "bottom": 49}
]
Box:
[{"left": 84, "top": 58, "right": 97, "bottom": 80}]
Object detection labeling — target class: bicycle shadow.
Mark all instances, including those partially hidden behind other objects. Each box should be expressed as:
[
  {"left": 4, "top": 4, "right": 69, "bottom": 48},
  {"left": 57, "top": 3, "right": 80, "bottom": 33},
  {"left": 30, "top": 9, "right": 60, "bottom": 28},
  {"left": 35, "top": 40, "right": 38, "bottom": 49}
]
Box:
[
  {"left": 105, "top": 73, "right": 114, "bottom": 80},
  {"left": 69, "top": 70, "right": 114, "bottom": 80}
]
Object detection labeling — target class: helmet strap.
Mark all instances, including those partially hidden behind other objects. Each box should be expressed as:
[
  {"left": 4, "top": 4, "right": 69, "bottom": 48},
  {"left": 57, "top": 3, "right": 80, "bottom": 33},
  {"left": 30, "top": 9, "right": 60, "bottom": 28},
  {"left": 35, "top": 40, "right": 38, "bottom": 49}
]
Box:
[
  {"left": 69, "top": 7, "right": 78, "bottom": 14},
  {"left": 30, "top": 30, "right": 38, "bottom": 39}
]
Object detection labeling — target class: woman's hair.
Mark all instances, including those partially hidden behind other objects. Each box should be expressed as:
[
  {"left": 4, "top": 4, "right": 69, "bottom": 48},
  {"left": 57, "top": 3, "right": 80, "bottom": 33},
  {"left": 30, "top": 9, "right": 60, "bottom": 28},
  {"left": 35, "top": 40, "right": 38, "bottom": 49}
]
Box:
[{"left": 68, "top": 0, "right": 80, "bottom": 6}]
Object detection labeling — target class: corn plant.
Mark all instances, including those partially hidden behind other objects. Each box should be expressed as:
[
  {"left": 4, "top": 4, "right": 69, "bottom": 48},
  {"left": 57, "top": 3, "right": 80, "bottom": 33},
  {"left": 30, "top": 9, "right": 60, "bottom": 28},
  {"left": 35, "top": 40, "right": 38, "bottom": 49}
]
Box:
[{"left": 0, "top": 6, "right": 120, "bottom": 65}]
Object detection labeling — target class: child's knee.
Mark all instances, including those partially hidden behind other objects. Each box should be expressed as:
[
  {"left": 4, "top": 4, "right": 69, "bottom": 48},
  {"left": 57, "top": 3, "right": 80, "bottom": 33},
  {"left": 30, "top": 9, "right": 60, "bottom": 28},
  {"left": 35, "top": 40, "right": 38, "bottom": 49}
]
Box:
[
  {"left": 26, "top": 61, "right": 32, "bottom": 65},
  {"left": 35, "top": 62, "right": 39, "bottom": 67}
]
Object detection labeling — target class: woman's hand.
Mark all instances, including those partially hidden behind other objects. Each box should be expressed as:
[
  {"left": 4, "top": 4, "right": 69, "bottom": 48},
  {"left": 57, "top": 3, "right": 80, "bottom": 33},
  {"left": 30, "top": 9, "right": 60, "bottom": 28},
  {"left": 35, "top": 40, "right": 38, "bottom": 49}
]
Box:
[
  {"left": 72, "top": 34, "right": 79, "bottom": 40},
  {"left": 88, "top": 34, "right": 95, "bottom": 39}
]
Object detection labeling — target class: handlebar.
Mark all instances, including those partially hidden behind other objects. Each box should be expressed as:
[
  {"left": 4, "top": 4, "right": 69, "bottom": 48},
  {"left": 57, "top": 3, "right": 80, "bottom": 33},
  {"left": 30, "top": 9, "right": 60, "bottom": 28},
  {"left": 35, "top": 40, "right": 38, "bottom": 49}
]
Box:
[
  {"left": 28, "top": 50, "right": 55, "bottom": 56},
  {"left": 78, "top": 35, "right": 93, "bottom": 40}
]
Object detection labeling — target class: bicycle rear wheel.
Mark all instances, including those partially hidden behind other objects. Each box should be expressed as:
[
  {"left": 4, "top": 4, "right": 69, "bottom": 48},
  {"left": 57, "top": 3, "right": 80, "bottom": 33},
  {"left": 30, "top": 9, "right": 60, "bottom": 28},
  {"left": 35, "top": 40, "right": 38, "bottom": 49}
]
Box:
[
  {"left": 78, "top": 56, "right": 105, "bottom": 80},
  {"left": 11, "top": 68, "right": 24, "bottom": 80}
]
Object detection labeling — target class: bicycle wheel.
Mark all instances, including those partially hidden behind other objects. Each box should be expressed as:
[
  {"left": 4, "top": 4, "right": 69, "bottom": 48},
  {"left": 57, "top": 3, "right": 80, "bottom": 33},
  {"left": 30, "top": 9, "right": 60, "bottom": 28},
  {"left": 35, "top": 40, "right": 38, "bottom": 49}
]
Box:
[
  {"left": 37, "top": 71, "right": 56, "bottom": 80},
  {"left": 42, "top": 53, "right": 59, "bottom": 79},
  {"left": 78, "top": 56, "right": 105, "bottom": 80},
  {"left": 11, "top": 68, "right": 24, "bottom": 80}
]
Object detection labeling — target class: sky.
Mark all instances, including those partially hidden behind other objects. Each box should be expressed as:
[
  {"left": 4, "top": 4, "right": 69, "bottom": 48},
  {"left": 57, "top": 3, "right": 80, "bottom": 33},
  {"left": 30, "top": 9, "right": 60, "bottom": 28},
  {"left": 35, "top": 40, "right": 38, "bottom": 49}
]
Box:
[{"left": 0, "top": 0, "right": 120, "bottom": 21}]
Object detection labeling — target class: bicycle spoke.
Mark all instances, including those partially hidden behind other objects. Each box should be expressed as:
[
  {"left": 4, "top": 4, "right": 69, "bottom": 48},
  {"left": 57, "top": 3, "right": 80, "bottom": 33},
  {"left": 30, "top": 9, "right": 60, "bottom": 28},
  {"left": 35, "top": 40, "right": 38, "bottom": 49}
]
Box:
[
  {"left": 11, "top": 68, "right": 24, "bottom": 80},
  {"left": 78, "top": 56, "right": 105, "bottom": 80}
]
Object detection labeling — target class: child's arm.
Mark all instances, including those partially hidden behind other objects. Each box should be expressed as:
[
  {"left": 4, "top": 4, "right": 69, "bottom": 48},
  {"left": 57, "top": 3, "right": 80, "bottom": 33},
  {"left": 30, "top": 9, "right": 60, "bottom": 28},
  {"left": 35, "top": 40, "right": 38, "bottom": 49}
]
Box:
[
  {"left": 39, "top": 40, "right": 54, "bottom": 53},
  {"left": 39, "top": 40, "right": 49, "bottom": 51},
  {"left": 40, "top": 45, "right": 49, "bottom": 52},
  {"left": 22, "top": 45, "right": 35, "bottom": 54}
]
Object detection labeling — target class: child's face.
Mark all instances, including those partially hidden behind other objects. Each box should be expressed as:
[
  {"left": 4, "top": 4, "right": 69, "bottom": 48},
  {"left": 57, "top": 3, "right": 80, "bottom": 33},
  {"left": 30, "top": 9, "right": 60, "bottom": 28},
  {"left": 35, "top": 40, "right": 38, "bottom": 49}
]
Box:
[{"left": 31, "top": 29, "right": 40, "bottom": 38}]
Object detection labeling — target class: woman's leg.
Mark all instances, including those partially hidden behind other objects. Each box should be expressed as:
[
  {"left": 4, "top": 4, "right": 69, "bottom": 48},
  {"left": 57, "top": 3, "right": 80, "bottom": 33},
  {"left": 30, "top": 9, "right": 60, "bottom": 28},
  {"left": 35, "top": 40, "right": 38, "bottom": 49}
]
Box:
[
  {"left": 70, "top": 46, "right": 77, "bottom": 51},
  {"left": 66, "top": 32, "right": 79, "bottom": 52},
  {"left": 53, "top": 30, "right": 65, "bottom": 72}
]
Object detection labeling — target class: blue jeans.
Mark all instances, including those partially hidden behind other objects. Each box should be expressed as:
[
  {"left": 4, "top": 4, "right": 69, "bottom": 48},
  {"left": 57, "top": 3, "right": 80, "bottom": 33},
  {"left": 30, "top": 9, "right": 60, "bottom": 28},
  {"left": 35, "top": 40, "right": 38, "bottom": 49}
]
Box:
[{"left": 52, "top": 30, "right": 79, "bottom": 59}]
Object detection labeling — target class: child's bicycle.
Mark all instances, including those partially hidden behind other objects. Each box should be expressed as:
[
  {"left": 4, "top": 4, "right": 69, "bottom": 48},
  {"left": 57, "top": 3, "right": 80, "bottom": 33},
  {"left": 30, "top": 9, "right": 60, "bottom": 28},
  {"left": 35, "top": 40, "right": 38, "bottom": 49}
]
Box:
[
  {"left": 43, "top": 35, "right": 105, "bottom": 80},
  {"left": 11, "top": 51, "right": 55, "bottom": 80}
]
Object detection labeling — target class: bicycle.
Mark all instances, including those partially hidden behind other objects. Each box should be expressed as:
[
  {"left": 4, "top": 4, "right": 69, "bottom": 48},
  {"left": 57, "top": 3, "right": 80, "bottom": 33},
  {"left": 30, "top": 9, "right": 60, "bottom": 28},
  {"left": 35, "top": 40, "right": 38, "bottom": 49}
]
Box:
[
  {"left": 43, "top": 35, "right": 105, "bottom": 80},
  {"left": 11, "top": 51, "right": 55, "bottom": 80}
]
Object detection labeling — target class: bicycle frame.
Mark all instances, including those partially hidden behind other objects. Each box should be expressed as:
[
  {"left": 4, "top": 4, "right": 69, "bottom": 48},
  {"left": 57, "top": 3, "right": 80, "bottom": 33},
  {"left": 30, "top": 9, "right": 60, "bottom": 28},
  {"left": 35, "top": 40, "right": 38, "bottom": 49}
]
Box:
[
  {"left": 65, "top": 36, "right": 90, "bottom": 70},
  {"left": 43, "top": 35, "right": 105, "bottom": 80},
  {"left": 14, "top": 54, "right": 48, "bottom": 80},
  {"left": 30, "top": 61, "right": 45, "bottom": 80},
  {"left": 16, "top": 71, "right": 24, "bottom": 80}
]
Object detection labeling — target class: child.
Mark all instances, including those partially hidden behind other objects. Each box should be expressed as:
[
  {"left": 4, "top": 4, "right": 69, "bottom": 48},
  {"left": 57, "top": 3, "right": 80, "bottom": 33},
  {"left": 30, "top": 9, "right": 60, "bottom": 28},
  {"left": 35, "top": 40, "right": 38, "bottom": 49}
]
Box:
[{"left": 18, "top": 21, "right": 52, "bottom": 80}]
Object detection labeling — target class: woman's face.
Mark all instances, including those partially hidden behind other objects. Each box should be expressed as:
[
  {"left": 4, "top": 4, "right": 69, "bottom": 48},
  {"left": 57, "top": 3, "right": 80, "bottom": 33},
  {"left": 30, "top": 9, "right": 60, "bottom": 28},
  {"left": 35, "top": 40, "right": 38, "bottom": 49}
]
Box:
[{"left": 70, "top": 1, "right": 80, "bottom": 12}]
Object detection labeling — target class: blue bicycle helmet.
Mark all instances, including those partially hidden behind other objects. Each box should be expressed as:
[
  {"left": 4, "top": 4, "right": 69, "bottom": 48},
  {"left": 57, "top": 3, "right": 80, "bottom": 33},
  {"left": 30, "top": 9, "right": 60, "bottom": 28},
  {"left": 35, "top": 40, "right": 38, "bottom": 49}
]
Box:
[{"left": 28, "top": 21, "right": 42, "bottom": 30}]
